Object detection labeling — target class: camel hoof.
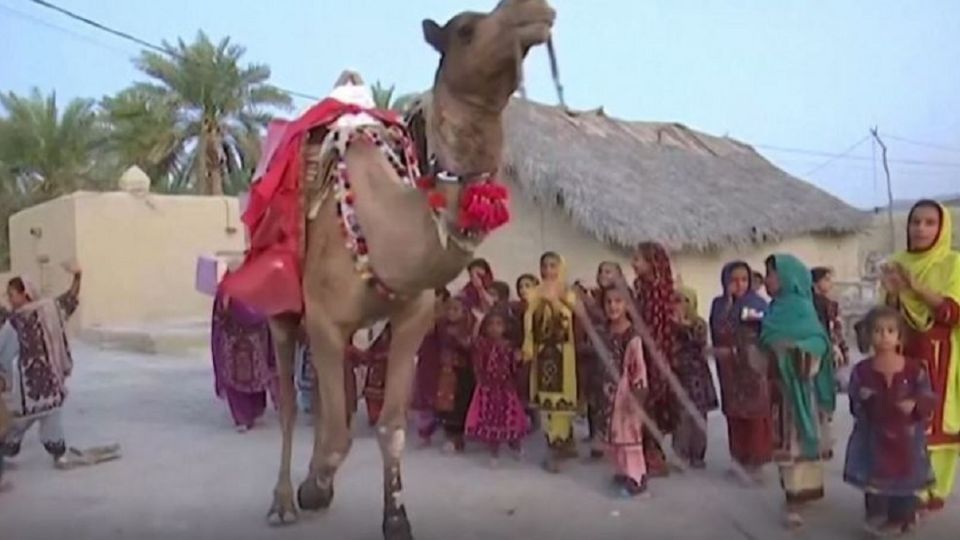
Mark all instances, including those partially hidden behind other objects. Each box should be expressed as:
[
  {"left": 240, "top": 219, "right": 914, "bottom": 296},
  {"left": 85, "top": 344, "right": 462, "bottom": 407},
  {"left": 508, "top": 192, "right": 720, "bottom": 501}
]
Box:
[
  {"left": 297, "top": 477, "right": 334, "bottom": 511},
  {"left": 383, "top": 514, "right": 414, "bottom": 540},
  {"left": 266, "top": 491, "right": 299, "bottom": 526}
]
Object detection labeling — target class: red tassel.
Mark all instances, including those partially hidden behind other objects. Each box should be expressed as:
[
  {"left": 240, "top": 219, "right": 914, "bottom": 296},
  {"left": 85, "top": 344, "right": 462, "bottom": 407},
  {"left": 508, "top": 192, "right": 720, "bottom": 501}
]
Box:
[
  {"left": 458, "top": 181, "right": 510, "bottom": 233},
  {"left": 428, "top": 191, "right": 447, "bottom": 210},
  {"left": 416, "top": 176, "right": 436, "bottom": 190}
]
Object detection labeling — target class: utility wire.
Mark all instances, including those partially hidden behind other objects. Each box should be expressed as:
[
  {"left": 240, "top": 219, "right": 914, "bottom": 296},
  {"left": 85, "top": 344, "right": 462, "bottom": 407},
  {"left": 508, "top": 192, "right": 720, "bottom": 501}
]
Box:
[
  {"left": 754, "top": 142, "right": 960, "bottom": 168},
  {"left": 803, "top": 134, "right": 870, "bottom": 176},
  {"left": 24, "top": 0, "right": 322, "bottom": 102},
  {"left": 880, "top": 132, "right": 960, "bottom": 154}
]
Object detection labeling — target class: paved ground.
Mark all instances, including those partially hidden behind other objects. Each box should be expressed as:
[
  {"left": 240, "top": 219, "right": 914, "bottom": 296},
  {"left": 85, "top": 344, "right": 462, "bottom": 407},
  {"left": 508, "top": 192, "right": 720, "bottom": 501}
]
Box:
[{"left": 0, "top": 343, "right": 955, "bottom": 540}]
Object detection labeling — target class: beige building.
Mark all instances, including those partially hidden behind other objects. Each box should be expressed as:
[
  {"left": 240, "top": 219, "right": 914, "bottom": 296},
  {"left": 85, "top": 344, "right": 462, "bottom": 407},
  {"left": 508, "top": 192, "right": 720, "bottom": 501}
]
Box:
[
  {"left": 457, "top": 99, "right": 868, "bottom": 313},
  {"left": 4, "top": 167, "right": 245, "bottom": 337}
]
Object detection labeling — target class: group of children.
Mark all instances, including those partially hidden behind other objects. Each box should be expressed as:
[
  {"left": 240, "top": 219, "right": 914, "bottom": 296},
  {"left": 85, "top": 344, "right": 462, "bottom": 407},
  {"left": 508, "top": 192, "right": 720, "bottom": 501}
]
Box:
[{"left": 269, "top": 200, "right": 960, "bottom": 535}]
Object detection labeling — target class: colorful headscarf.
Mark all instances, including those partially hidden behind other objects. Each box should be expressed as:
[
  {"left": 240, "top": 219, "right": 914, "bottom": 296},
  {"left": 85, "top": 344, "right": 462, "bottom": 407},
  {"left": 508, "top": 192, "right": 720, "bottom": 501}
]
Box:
[
  {"left": 708, "top": 261, "right": 768, "bottom": 339},
  {"left": 760, "top": 254, "right": 835, "bottom": 457},
  {"left": 889, "top": 201, "right": 960, "bottom": 435}
]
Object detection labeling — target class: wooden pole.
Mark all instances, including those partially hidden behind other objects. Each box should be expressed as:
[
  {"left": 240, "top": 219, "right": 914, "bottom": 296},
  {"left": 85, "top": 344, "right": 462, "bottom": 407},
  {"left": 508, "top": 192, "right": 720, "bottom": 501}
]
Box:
[{"left": 870, "top": 127, "right": 895, "bottom": 252}]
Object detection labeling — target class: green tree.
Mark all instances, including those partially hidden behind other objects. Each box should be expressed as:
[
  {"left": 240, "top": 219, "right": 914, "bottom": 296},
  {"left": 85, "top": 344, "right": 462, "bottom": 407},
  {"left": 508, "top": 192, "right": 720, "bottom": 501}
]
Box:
[
  {"left": 0, "top": 88, "right": 108, "bottom": 200},
  {"left": 101, "top": 87, "right": 183, "bottom": 192},
  {"left": 371, "top": 81, "right": 418, "bottom": 114},
  {"left": 0, "top": 88, "right": 108, "bottom": 268},
  {"left": 127, "top": 31, "right": 291, "bottom": 195}
]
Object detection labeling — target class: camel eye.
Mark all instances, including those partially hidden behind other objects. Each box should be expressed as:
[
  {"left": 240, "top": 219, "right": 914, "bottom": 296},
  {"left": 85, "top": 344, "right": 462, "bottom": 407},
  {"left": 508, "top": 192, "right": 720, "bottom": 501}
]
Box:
[{"left": 457, "top": 23, "right": 475, "bottom": 42}]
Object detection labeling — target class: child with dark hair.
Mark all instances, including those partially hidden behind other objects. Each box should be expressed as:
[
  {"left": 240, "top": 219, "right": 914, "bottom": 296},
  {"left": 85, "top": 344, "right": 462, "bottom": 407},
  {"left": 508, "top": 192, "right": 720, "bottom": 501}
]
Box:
[
  {"left": 412, "top": 288, "right": 451, "bottom": 446},
  {"left": 490, "top": 281, "right": 512, "bottom": 305},
  {"left": 512, "top": 274, "right": 540, "bottom": 432},
  {"left": 811, "top": 266, "right": 850, "bottom": 370},
  {"left": 435, "top": 296, "right": 476, "bottom": 453},
  {"left": 465, "top": 305, "right": 528, "bottom": 466},
  {"left": 843, "top": 306, "right": 935, "bottom": 536}
]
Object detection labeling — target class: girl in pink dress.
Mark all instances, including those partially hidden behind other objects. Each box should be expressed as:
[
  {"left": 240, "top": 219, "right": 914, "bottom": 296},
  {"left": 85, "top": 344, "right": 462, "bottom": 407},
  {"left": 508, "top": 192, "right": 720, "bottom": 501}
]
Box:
[
  {"left": 596, "top": 285, "right": 649, "bottom": 497},
  {"left": 466, "top": 305, "right": 529, "bottom": 466}
]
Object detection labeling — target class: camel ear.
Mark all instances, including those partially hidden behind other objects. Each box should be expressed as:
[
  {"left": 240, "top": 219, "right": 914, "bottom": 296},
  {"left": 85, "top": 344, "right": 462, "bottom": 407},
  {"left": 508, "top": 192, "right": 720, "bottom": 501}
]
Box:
[{"left": 422, "top": 19, "right": 447, "bottom": 53}]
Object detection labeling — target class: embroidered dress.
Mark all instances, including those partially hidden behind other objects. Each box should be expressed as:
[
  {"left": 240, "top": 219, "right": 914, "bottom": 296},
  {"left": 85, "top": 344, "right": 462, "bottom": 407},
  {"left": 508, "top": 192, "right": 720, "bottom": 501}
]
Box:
[
  {"left": 761, "top": 254, "right": 836, "bottom": 507},
  {"left": 211, "top": 291, "right": 277, "bottom": 429},
  {"left": 843, "top": 358, "right": 935, "bottom": 525},
  {"left": 0, "top": 280, "right": 79, "bottom": 459},
  {"left": 595, "top": 326, "right": 648, "bottom": 487},
  {"left": 465, "top": 337, "right": 528, "bottom": 443},
  {"left": 884, "top": 201, "right": 960, "bottom": 505},
  {"left": 709, "top": 261, "right": 774, "bottom": 468},
  {"left": 671, "top": 315, "right": 719, "bottom": 464},
  {"left": 633, "top": 242, "right": 678, "bottom": 472}
]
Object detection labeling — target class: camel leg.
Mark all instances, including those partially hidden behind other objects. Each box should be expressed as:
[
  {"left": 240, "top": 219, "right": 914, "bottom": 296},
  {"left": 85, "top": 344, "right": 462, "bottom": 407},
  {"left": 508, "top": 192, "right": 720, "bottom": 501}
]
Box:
[
  {"left": 266, "top": 314, "right": 300, "bottom": 526},
  {"left": 297, "top": 306, "right": 353, "bottom": 512},
  {"left": 379, "top": 292, "right": 434, "bottom": 540}
]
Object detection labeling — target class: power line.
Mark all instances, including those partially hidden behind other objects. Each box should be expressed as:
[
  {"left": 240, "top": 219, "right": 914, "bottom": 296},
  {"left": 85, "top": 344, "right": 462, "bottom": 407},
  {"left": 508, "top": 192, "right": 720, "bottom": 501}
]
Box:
[
  {"left": 803, "top": 134, "right": 870, "bottom": 176},
  {"left": 880, "top": 132, "right": 960, "bottom": 154},
  {"left": 0, "top": 3, "right": 134, "bottom": 58},
  {"left": 24, "top": 0, "right": 322, "bottom": 102},
  {"left": 753, "top": 142, "right": 960, "bottom": 168}
]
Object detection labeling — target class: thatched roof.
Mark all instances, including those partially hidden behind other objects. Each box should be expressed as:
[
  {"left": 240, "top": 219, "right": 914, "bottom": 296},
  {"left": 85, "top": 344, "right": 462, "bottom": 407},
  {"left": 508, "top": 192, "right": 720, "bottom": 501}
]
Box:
[
  {"left": 499, "top": 98, "right": 868, "bottom": 251},
  {"left": 406, "top": 94, "right": 866, "bottom": 252}
]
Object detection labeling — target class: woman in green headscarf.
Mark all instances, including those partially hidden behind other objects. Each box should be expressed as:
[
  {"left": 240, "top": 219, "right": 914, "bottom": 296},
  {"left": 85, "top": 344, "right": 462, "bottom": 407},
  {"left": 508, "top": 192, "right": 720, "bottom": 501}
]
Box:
[{"left": 760, "top": 254, "right": 836, "bottom": 529}]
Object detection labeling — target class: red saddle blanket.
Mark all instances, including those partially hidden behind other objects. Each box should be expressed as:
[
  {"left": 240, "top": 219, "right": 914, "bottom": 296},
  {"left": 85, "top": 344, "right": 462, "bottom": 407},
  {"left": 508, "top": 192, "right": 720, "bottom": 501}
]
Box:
[{"left": 219, "top": 98, "right": 404, "bottom": 315}]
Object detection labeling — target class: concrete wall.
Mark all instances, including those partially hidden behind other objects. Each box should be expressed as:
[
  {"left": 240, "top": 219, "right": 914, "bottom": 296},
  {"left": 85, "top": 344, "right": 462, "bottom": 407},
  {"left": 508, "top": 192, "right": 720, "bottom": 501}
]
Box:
[
  {"left": 468, "top": 180, "right": 862, "bottom": 318},
  {"left": 8, "top": 191, "right": 245, "bottom": 329}
]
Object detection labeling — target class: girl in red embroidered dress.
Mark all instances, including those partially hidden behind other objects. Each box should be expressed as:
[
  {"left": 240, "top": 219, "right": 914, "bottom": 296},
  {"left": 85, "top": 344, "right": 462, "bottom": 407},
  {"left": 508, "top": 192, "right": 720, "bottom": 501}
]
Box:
[
  {"left": 465, "top": 306, "right": 528, "bottom": 466},
  {"left": 632, "top": 242, "right": 678, "bottom": 476}
]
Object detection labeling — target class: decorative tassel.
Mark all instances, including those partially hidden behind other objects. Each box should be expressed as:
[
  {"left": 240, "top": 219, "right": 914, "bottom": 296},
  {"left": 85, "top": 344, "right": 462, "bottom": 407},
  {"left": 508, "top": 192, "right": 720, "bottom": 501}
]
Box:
[
  {"left": 458, "top": 181, "right": 510, "bottom": 233},
  {"left": 428, "top": 190, "right": 448, "bottom": 211}
]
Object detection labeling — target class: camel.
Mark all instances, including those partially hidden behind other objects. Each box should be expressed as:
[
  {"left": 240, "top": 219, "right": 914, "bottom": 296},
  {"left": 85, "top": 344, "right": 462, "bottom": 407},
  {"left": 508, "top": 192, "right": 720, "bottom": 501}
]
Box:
[{"left": 262, "top": 1, "right": 556, "bottom": 538}]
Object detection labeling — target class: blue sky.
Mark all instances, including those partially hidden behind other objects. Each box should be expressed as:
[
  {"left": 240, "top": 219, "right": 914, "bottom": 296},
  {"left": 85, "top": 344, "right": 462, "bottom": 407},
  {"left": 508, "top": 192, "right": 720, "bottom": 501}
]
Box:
[{"left": 2, "top": 0, "right": 959, "bottom": 208}]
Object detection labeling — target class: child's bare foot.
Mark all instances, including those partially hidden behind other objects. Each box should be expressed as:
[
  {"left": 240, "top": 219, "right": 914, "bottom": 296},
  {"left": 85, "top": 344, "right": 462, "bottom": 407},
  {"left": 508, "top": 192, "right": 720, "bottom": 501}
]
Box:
[{"left": 784, "top": 511, "right": 803, "bottom": 529}]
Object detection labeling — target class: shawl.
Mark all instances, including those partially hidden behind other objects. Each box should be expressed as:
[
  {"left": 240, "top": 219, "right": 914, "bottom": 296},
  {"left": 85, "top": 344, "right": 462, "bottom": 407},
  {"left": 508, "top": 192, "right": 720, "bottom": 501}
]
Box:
[
  {"left": 760, "top": 254, "right": 835, "bottom": 457},
  {"left": 889, "top": 201, "right": 960, "bottom": 435},
  {"left": 709, "top": 261, "right": 768, "bottom": 340},
  {"left": 634, "top": 243, "right": 676, "bottom": 363},
  {"left": 15, "top": 276, "right": 72, "bottom": 389}
]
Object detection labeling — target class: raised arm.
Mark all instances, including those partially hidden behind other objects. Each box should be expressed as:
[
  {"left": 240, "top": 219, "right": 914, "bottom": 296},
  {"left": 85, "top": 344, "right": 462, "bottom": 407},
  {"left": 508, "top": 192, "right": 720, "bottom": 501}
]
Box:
[{"left": 57, "top": 262, "right": 82, "bottom": 318}]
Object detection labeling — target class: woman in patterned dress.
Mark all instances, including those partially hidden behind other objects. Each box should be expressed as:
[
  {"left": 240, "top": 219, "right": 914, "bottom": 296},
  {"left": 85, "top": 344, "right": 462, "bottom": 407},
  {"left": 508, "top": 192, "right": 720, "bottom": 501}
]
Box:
[
  {"left": 631, "top": 242, "right": 678, "bottom": 476},
  {"left": 0, "top": 262, "right": 82, "bottom": 467},
  {"left": 761, "top": 254, "right": 836, "bottom": 529},
  {"left": 671, "top": 286, "right": 718, "bottom": 468},
  {"left": 880, "top": 200, "right": 960, "bottom": 513},
  {"left": 523, "top": 252, "right": 579, "bottom": 472},
  {"left": 211, "top": 282, "right": 277, "bottom": 432}
]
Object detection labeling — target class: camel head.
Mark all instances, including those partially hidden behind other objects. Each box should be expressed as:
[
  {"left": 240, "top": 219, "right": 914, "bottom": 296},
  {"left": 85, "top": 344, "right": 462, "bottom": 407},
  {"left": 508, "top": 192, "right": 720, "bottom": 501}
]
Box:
[
  {"left": 422, "top": 0, "right": 555, "bottom": 111},
  {"left": 417, "top": 0, "right": 555, "bottom": 243}
]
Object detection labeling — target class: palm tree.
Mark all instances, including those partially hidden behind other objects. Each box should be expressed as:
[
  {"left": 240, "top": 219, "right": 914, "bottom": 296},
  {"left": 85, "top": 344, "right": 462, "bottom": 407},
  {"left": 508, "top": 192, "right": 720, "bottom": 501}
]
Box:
[
  {"left": 101, "top": 88, "right": 183, "bottom": 191},
  {"left": 371, "top": 81, "right": 419, "bottom": 114},
  {"left": 128, "top": 31, "right": 292, "bottom": 195},
  {"left": 0, "top": 88, "right": 107, "bottom": 202},
  {"left": 0, "top": 88, "right": 107, "bottom": 268}
]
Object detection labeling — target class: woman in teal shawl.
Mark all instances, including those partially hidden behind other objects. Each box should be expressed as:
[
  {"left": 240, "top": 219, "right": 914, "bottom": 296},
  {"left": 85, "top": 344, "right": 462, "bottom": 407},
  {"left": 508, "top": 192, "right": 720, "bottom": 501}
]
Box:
[{"left": 760, "top": 254, "right": 836, "bottom": 529}]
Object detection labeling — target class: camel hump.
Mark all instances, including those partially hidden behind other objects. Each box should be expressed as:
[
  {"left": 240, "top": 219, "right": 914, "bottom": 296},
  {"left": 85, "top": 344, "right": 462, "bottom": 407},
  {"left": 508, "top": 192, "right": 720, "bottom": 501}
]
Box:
[{"left": 334, "top": 70, "right": 364, "bottom": 87}]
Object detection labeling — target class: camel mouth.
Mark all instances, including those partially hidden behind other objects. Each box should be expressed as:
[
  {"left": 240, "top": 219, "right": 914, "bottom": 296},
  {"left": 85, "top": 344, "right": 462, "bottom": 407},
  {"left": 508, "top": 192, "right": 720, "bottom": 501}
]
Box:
[{"left": 514, "top": 9, "right": 556, "bottom": 46}]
